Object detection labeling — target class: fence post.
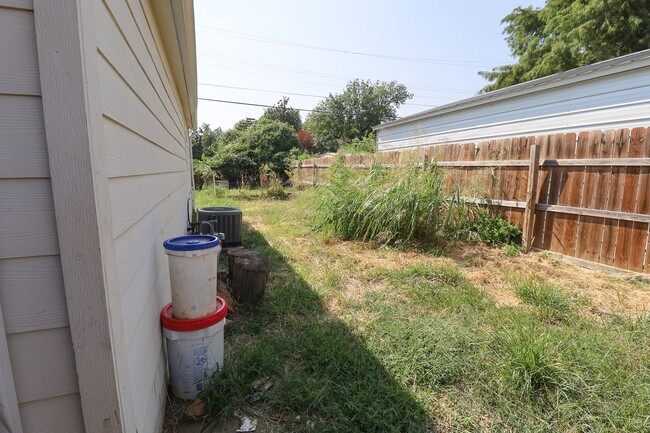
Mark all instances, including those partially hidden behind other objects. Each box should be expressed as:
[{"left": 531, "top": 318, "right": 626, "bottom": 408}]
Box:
[
  {"left": 422, "top": 152, "right": 429, "bottom": 171},
  {"left": 522, "top": 143, "right": 540, "bottom": 253},
  {"left": 297, "top": 161, "right": 301, "bottom": 185},
  {"left": 212, "top": 172, "right": 216, "bottom": 195},
  {"left": 312, "top": 162, "right": 317, "bottom": 186}
]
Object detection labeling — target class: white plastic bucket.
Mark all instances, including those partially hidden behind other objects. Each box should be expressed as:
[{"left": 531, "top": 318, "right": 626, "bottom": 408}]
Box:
[
  {"left": 163, "top": 235, "right": 221, "bottom": 319},
  {"left": 161, "top": 297, "right": 228, "bottom": 400}
]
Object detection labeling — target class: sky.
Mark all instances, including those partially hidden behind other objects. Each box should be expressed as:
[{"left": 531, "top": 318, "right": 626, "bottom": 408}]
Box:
[{"left": 195, "top": 0, "right": 546, "bottom": 131}]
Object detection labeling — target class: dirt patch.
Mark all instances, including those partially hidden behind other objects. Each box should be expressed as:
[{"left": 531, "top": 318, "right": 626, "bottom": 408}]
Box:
[
  {"left": 447, "top": 243, "right": 650, "bottom": 318},
  {"left": 313, "top": 239, "right": 648, "bottom": 318}
]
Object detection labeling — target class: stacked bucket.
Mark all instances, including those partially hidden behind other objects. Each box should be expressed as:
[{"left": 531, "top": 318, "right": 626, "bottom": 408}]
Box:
[{"left": 160, "top": 235, "right": 226, "bottom": 400}]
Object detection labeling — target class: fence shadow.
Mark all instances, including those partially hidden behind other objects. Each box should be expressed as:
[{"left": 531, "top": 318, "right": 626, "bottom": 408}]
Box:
[{"left": 204, "top": 221, "right": 434, "bottom": 432}]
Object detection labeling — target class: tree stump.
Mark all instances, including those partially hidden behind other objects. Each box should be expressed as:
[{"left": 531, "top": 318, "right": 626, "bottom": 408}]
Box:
[{"left": 228, "top": 249, "right": 271, "bottom": 303}]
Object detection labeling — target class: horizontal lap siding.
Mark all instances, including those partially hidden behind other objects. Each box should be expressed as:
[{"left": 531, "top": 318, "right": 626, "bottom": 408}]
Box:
[
  {"left": 98, "top": 0, "right": 192, "bottom": 431},
  {"left": 0, "top": 6, "right": 84, "bottom": 431},
  {"left": 19, "top": 394, "right": 85, "bottom": 433},
  {"left": 377, "top": 66, "right": 650, "bottom": 150}
]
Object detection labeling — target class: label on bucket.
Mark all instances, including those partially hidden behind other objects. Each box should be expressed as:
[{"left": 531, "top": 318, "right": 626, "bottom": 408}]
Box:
[{"left": 193, "top": 345, "right": 208, "bottom": 391}]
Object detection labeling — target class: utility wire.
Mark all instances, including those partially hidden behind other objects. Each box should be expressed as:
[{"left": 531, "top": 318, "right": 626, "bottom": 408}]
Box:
[
  {"left": 198, "top": 97, "right": 321, "bottom": 112},
  {"left": 199, "top": 62, "right": 460, "bottom": 104},
  {"left": 198, "top": 52, "right": 475, "bottom": 94},
  {"left": 198, "top": 82, "right": 444, "bottom": 106},
  {"left": 198, "top": 25, "right": 506, "bottom": 67},
  {"left": 198, "top": 97, "right": 434, "bottom": 112},
  {"left": 199, "top": 83, "right": 324, "bottom": 98}
]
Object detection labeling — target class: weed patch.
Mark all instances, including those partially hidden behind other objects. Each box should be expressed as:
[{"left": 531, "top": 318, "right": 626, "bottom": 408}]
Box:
[{"left": 515, "top": 279, "right": 572, "bottom": 321}]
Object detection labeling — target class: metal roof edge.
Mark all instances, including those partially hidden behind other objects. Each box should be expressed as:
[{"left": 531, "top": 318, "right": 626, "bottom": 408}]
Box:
[{"left": 373, "top": 48, "right": 650, "bottom": 131}]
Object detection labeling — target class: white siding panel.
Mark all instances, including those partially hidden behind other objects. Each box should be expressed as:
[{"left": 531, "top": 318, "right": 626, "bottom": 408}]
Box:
[
  {"left": 126, "top": 0, "right": 187, "bottom": 138},
  {"left": 96, "top": 2, "right": 185, "bottom": 144},
  {"left": 0, "top": 8, "right": 39, "bottom": 95},
  {"left": 378, "top": 101, "right": 650, "bottom": 150},
  {"left": 104, "top": 117, "right": 187, "bottom": 178},
  {"left": 0, "top": 299, "right": 22, "bottom": 433},
  {"left": 19, "top": 393, "right": 84, "bottom": 433},
  {"left": 98, "top": 55, "right": 185, "bottom": 158},
  {"left": 133, "top": 346, "right": 166, "bottom": 433},
  {"left": 377, "top": 65, "right": 650, "bottom": 150},
  {"left": 122, "top": 193, "right": 187, "bottom": 350},
  {"left": 108, "top": 170, "right": 187, "bottom": 238},
  {"left": 113, "top": 181, "right": 188, "bottom": 298},
  {"left": 0, "top": 1, "right": 32, "bottom": 10},
  {"left": 126, "top": 286, "right": 164, "bottom": 400},
  {"left": 0, "top": 179, "right": 59, "bottom": 259},
  {"left": 98, "top": 1, "right": 193, "bottom": 431},
  {"left": 0, "top": 255, "right": 68, "bottom": 334},
  {"left": 8, "top": 327, "right": 79, "bottom": 403},
  {"left": 0, "top": 95, "right": 48, "bottom": 178},
  {"left": 103, "top": 0, "right": 185, "bottom": 133}
]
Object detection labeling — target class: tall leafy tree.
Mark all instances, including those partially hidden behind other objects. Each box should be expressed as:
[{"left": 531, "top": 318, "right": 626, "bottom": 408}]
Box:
[
  {"left": 210, "top": 118, "right": 299, "bottom": 182},
  {"left": 191, "top": 123, "right": 222, "bottom": 159},
  {"left": 480, "top": 0, "right": 650, "bottom": 92},
  {"left": 304, "top": 79, "right": 412, "bottom": 152},
  {"left": 261, "top": 97, "right": 303, "bottom": 131}
]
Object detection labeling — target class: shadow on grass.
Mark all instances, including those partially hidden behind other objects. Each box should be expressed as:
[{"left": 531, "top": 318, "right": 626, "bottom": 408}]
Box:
[{"left": 201, "top": 222, "right": 434, "bottom": 433}]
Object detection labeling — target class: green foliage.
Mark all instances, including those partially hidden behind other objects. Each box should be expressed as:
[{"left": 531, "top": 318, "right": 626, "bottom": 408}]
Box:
[
  {"left": 191, "top": 123, "right": 222, "bottom": 159},
  {"left": 317, "top": 162, "right": 477, "bottom": 245},
  {"left": 497, "top": 323, "right": 574, "bottom": 401},
  {"left": 304, "top": 79, "right": 412, "bottom": 153},
  {"left": 516, "top": 278, "right": 572, "bottom": 321},
  {"left": 481, "top": 0, "right": 650, "bottom": 92},
  {"left": 261, "top": 171, "right": 289, "bottom": 200},
  {"left": 208, "top": 118, "right": 299, "bottom": 184},
  {"left": 261, "top": 97, "right": 302, "bottom": 131},
  {"left": 192, "top": 158, "right": 213, "bottom": 189},
  {"left": 504, "top": 243, "right": 522, "bottom": 256},
  {"left": 462, "top": 211, "right": 522, "bottom": 245},
  {"left": 337, "top": 132, "right": 377, "bottom": 154}
]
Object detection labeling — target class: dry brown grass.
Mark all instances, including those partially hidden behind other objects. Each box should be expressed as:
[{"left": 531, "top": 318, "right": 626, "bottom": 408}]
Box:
[{"left": 280, "top": 233, "right": 649, "bottom": 319}]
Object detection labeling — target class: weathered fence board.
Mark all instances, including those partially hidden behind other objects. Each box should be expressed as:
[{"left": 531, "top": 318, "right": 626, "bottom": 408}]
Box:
[{"left": 293, "top": 126, "right": 650, "bottom": 274}]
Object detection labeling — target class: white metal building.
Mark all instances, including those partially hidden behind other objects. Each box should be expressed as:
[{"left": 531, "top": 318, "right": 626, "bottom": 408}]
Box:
[
  {"left": 374, "top": 49, "right": 650, "bottom": 151},
  {"left": 0, "top": 1, "right": 196, "bottom": 432}
]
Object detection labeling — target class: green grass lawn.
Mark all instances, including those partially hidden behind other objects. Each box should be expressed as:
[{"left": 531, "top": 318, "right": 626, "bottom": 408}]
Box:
[{"left": 191, "top": 187, "right": 650, "bottom": 433}]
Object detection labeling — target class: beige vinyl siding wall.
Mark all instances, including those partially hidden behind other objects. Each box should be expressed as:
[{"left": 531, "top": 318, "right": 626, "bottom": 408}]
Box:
[
  {"left": 96, "top": 0, "right": 192, "bottom": 432},
  {"left": 0, "top": 3, "right": 85, "bottom": 432}
]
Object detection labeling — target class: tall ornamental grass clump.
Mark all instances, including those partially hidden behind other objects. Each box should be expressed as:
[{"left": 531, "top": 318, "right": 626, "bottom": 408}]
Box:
[{"left": 317, "top": 162, "right": 478, "bottom": 244}]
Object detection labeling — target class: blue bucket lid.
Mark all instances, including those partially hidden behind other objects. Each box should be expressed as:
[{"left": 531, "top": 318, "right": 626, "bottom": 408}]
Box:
[{"left": 163, "top": 235, "right": 220, "bottom": 251}]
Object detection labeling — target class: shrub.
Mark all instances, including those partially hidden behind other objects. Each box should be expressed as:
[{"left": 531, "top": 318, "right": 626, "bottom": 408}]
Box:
[
  {"left": 261, "top": 171, "right": 289, "bottom": 200},
  {"left": 462, "top": 211, "right": 522, "bottom": 245}
]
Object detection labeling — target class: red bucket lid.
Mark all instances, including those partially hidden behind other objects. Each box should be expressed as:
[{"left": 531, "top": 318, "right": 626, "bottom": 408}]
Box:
[{"left": 161, "top": 297, "right": 228, "bottom": 332}]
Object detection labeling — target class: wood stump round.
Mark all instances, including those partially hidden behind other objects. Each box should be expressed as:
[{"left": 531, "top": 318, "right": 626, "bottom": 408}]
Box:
[{"left": 228, "top": 249, "right": 271, "bottom": 303}]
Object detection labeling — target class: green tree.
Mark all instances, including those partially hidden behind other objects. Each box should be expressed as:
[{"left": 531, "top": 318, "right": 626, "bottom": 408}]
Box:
[
  {"left": 261, "top": 97, "right": 302, "bottom": 131},
  {"left": 210, "top": 118, "right": 299, "bottom": 182},
  {"left": 480, "top": 0, "right": 650, "bottom": 92},
  {"left": 190, "top": 123, "right": 222, "bottom": 159},
  {"left": 304, "top": 79, "right": 412, "bottom": 152}
]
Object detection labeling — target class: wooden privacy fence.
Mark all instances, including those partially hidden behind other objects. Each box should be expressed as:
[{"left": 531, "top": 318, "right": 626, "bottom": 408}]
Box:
[{"left": 293, "top": 127, "right": 650, "bottom": 274}]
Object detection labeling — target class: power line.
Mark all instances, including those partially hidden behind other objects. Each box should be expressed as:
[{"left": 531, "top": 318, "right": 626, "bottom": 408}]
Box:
[
  {"left": 199, "top": 62, "right": 457, "bottom": 107},
  {"left": 198, "top": 97, "right": 316, "bottom": 112},
  {"left": 198, "top": 25, "right": 507, "bottom": 67},
  {"left": 198, "top": 52, "right": 475, "bottom": 94},
  {"left": 198, "top": 82, "right": 443, "bottom": 106},
  {"left": 198, "top": 97, "right": 436, "bottom": 112},
  {"left": 199, "top": 83, "right": 324, "bottom": 98}
]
